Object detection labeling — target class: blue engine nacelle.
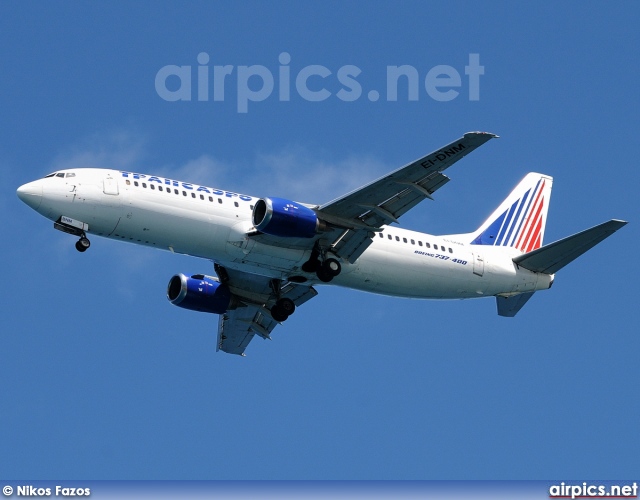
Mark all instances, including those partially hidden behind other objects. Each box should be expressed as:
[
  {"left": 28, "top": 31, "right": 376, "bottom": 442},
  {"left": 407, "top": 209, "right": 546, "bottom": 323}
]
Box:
[
  {"left": 167, "top": 273, "right": 232, "bottom": 314},
  {"left": 252, "top": 197, "right": 319, "bottom": 238}
]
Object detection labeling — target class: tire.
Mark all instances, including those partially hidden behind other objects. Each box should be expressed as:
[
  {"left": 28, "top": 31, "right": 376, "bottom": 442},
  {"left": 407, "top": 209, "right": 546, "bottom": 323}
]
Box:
[
  {"left": 322, "top": 258, "right": 341, "bottom": 277},
  {"left": 302, "top": 259, "right": 320, "bottom": 273},
  {"left": 316, "top": 268, "right": 333, "bottom": 283},
  {"left": 276, "top": 298, "right": 296, "bottom": 315},
  {"left": 270, "top": 305, "right": 289, "bottom": 322},
  {"left": 75, "top": 240, "right": 88, "bottom": 252}
]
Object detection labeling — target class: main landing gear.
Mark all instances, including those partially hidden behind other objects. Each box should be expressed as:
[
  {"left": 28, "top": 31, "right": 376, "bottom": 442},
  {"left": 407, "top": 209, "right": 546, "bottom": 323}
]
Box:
[
  {"left": 270, "top": 297, "right": 296, "bottom": 322},
  {"left": 75, "top": 235, "right": 91, "bottom": 253},
  {"left": 301, "top": 245, "right": 342, "bottom": 283},
  {"left": 268, "top": 279, "right": 297, "bottom": 322}
]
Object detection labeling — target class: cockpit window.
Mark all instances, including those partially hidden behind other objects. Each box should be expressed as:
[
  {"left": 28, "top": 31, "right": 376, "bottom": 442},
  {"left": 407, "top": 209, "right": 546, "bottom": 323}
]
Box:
[
  {"left": 66, "top": 173, "right": 76, "bottom": 178},
  {"left": 44, "top": 173, "right": 56, "bottom": 178},
  {"left": 56, "top": 173, "right": 65, "bottom": 178}
]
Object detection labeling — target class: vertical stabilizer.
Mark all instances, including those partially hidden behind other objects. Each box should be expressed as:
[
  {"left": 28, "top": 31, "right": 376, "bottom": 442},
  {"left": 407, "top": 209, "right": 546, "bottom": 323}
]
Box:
[{"left": 470, "top": 173, "right": 553, "bottom": 253}]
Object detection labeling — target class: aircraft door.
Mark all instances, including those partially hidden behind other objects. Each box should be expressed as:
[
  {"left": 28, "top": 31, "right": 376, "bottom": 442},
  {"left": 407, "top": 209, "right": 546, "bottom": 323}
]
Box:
[
  {"left": 103, "top": 176, "right": 119, "bottom": 195},
  {"left": 472, "top": 252, "right": 485, "bottom": 276}
]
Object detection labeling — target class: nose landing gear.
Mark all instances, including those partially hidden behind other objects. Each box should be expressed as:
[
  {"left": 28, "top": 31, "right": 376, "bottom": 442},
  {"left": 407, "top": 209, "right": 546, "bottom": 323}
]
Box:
[
  {"left": 53, "top": 216, "right": 91, "bottom": 253},
  {"left": 75, "top": 236, "right": 91, "bottom": 253}
]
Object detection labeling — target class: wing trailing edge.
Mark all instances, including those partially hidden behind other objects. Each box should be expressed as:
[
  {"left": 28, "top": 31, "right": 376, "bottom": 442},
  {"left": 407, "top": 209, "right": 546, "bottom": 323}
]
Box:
[{"left": 513, "top": 219, "right": 627, "bottom": 275}]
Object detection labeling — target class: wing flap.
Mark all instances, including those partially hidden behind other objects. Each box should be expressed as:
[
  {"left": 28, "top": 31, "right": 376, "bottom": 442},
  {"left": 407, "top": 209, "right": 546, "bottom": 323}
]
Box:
[
  {"left": 217, "top": 306, "right": 271, "bottom": 355},
  {"left": 513, "top": 219, "right": 627, "bottom": 274},
  {"left": 214, "top": 264, "right": 318, "bottom": 355}
]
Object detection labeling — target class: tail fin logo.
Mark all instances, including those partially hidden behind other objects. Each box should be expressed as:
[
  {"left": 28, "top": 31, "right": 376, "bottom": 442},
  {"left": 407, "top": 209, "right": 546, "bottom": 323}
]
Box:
[{"left": 471, "top": 176, "right": 550, "bottom": 252}]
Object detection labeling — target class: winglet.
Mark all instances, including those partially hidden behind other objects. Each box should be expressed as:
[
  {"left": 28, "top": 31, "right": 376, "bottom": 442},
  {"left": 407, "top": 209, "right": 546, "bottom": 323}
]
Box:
[{"left": 465, "top": 131, "right": 499, "bottom": 139}]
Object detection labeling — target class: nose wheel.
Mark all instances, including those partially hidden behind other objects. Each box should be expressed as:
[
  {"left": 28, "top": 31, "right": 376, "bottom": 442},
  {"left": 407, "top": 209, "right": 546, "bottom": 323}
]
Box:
[{"left": 75, "top": 236, "right": 91, "bottom": 253}]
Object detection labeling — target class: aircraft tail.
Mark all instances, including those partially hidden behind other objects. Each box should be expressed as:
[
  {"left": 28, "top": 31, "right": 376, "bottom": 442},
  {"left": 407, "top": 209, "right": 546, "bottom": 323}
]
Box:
[
  {"left": 496, "top": 219, "right": 627, "bottom": 317},
  {"left": 470, "top": 173, "right": 553, "bottom": 253}
]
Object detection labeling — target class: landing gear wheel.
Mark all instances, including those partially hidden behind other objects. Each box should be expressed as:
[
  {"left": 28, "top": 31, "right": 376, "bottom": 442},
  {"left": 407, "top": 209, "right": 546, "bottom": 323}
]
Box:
[
  {"left": 301, "top": 259, "right": 320, "bottom": 273},
  {"left": 322, "top": 258, "right": 341, "bottom": 277},
  {"left": 276, "top": 297, "right": 296, "bottom": 316},
  {"left": 316, "top": 268, "right": 333, "bottom": 283},
  {"left": 75, "top": 237, "right": 90, "bottom": 253},
  {"left": 270, "top": 304, "right": 289, "bottom": 322}
]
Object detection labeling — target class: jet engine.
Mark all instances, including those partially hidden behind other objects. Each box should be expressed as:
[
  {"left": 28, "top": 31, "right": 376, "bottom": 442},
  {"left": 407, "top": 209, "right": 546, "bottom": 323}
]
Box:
[
  {"left": 252, "top": 197, "right": 320, "bottom": 238},
  {"left": 167, "top": 273, "right": 232, "bottom": 314}
]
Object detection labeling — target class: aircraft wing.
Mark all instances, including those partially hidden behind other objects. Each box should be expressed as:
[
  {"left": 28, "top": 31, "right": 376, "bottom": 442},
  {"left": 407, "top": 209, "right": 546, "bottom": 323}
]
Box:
[
  {"left": 214, "top": 264, "right": 317, "bottom": 355},
  {"left": 315, "top": 131, "right": 498, "bottom": 262}
]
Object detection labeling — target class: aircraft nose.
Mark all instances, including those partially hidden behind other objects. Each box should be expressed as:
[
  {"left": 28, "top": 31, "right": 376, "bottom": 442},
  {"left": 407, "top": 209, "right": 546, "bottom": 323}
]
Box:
[{"left": 17, "top": 180, "right": 43, "bottom": 210}]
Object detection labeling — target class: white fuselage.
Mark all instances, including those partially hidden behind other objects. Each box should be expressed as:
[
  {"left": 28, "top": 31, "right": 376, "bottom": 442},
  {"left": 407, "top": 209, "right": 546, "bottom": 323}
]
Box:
[{"left": 17, "top": 168, "right": 553, "bottom": 300}]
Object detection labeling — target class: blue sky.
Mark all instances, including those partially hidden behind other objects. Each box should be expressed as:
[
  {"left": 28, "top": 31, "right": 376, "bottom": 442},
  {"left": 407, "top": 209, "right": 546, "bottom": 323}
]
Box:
[{"left": 1, "top": 2, "right": 638, "bottom": 480}]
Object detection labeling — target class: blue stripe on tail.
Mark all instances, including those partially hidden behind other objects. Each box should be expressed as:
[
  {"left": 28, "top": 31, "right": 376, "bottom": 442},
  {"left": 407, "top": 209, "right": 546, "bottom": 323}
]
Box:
[
  {"left": 471, "top": 179, "right": 543, "bottom": 247},
  {"left": 471, "top": 208, "right": 508, "bottom": 245}
]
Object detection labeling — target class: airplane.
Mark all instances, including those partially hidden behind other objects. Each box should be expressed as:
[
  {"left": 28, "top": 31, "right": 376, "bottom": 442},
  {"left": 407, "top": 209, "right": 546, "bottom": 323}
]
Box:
[{"left": 16, "top": 132, "right": 627, "bottom": 355}]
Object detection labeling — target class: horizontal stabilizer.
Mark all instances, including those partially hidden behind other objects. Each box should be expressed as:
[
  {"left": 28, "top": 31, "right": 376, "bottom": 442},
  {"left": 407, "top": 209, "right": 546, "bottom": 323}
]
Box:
[
  {"left": 496, "top": 292, "right": 535, "bottom": 317},
  {"left": 513, "top": 219, "right": 627, "bottom": 274}
]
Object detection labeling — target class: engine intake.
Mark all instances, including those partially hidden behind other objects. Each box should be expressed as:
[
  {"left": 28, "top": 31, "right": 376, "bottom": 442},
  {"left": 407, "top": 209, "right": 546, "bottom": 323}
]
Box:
[
  {"left": 252, "top": 197, "right": 319, "bottom": 238},
  {"left": 167, "top": 273, "right": 232, "bottom": 314}
]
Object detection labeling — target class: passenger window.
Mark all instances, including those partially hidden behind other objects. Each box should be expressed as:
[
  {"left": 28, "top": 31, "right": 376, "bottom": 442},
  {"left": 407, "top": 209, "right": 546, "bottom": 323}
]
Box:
[
  {"left": 218, "top": 198, "right": 222, "bottom": 204},
  {"left": 379, "top": 233, "right": 383, "bottom": 238},
  {"left": 174, "top": 189, "right": 179, "bottom": 194},
  {"left": 209, "top": 196, "right": 213, "bottom": 202},
  {"left": 134, "top": 181, "right": 139, "bottom": 187},
  {"left": 125, "top": 180, "right": 131, "bottom": 185},
  {"left": 191, "top": 193, "right": 196, "bottom": 198},
  {"left": 150, "top": 184, "right": 155, "bottom": 190},
  {"left": 388, "top": 234, "right": 392, "bottom": 240},
  {"left": 395, "top": 236, "right": 400, "bottom": 241},
  {"left": 410, "top": 239, "right": 415, "bottom": 245},
  {"left": 142, "top": 183, "right": 147, "bottom": 188},
  {"left": 426, "top": 243, "right": 430, "bottom": 248},
  {"left": 158, "top": 186, "right": 163, "bottom": 191},
  {"left": 183, "top": 191, "right": 187, "bottom": 196},
  {"left": 200, "top": 194, "right": 204, "bottom": 200},
  {"left": 403, "top": 238, "right": 407, "bottom": 243},
  {"left": 418, "top": 241, "right": 423, "bottom": 247},
  {"left": 448, "top": 248, "right": 453, "bottom": 253},
  {"left": 441, "top": 245, "right": 445, "bottom": 251},
  {"left": 234, "top": 201, "right": 239, "bottom": 207},
  {"left": 250, "top": 205, "right": 254, "bottom": 210}
]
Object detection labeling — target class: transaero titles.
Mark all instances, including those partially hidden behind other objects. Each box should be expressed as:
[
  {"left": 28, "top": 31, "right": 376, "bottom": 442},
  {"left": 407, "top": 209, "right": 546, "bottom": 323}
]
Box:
[{"left": 120, "top": 171, "right": 253, "bottom": 201}]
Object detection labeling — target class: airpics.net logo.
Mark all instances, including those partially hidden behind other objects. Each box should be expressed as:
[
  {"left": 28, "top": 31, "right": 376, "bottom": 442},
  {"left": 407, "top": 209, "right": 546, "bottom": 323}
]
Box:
[{"left": 155, "top": 52, "right": 484, "bottom": 113}]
